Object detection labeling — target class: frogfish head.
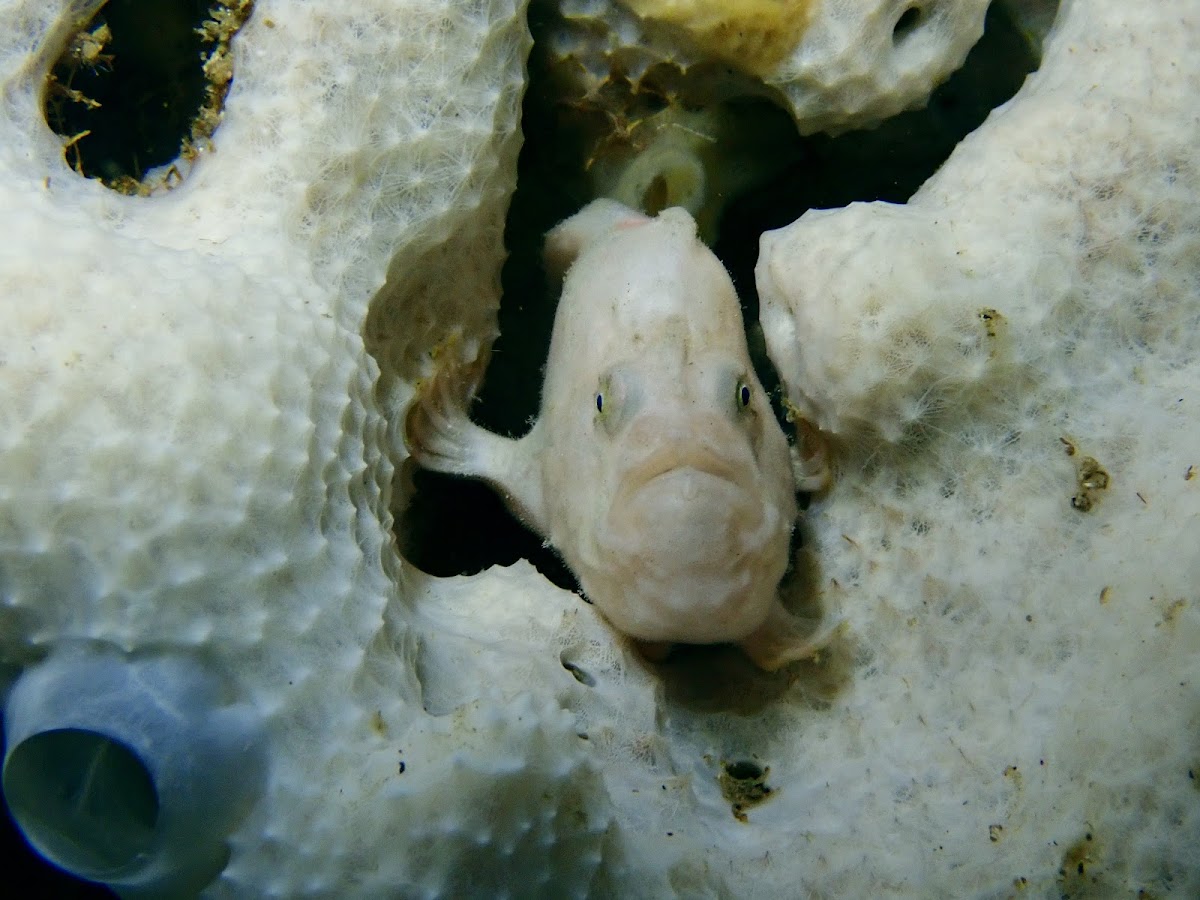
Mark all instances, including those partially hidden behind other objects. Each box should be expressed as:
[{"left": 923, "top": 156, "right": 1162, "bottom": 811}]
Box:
[{"left": 572, "top": 355, "right": 798, "bottom": 645}]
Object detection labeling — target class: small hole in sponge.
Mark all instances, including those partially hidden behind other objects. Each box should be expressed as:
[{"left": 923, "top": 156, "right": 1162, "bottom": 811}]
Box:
[
  {"left": 560, "top": 655, "right": 597, "bottom": 687},
  {"left": 724, "top": 760, "right": 764, "bottom": 781},
  {"left": 718, "top": 759, "right": 773, "bottom": 821},
  {"left": 893, "top": 5, "right": 924, "bottom": 43}
]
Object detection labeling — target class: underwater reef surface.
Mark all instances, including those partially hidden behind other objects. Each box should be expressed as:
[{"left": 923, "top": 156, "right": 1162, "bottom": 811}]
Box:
[{"left": 1, "top": 0, "right": 1197, "bottom": 896}]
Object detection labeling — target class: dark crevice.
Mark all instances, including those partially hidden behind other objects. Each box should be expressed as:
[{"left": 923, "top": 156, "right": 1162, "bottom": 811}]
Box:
[
  {"left": 401, "top": 2, "right": 1046, "bottom": 583},
  {"left": 397, "top": 467, "right": 578, "bottom": 591}
]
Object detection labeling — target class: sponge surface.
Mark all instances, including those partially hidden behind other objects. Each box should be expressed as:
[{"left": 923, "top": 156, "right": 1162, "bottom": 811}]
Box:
[{"left": 1, "top": 0, "right": 1197, "bottom": 896}]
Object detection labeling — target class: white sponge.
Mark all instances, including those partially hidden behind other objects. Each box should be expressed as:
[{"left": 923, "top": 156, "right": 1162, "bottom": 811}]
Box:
[{"left": 759, "top": 202, "right": 1017, "bottom": 446}]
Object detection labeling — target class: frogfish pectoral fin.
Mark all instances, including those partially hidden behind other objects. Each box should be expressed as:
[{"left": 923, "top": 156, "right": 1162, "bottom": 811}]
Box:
[
  {"left": 403, "top": 351, "right": 549, "bottom": 533},
  {"left": 404, "top": 354, "right": 490, "bottom": 478}
]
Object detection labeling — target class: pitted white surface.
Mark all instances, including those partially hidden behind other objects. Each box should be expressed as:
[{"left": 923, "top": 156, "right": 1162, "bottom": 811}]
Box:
[{"left": 756, "top": 0, "right": 1200, "bottom": 892}]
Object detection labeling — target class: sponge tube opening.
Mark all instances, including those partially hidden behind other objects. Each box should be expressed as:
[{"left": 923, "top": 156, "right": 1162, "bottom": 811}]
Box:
[
  {"left": 4, "top": 728, "right": 158, "bottom": 879},
  {"left": 2, "top": 646, "right": 266, "bottom": 897}
]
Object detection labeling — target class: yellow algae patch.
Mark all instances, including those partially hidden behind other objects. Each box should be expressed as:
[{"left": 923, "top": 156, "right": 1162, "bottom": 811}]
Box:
[{"left": 620, "top": 0, "right": 817, "bottom": 77}]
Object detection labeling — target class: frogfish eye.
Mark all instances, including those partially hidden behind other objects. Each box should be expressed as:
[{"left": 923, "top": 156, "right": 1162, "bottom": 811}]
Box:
[
  {"left": 738, "top": 383, "right": 751, "bottom": 408},
  {"left": 594, "top": 367, "right": 642, "bottom": 435}
]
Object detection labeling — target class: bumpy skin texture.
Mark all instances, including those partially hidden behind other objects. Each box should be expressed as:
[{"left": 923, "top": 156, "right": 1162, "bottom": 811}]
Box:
[{"left": 408, "top": 200, "right": 829, "bottom": 668}]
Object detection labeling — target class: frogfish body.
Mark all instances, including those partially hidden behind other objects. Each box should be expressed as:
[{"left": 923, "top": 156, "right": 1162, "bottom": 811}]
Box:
[{"left": 406, "top": 200, "right": 830, "bottom": 670}]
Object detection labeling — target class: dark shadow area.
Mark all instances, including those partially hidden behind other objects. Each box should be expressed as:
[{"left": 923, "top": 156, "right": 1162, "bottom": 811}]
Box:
[
  {"left": 652, "top": 625, "right": 857, "bottom": 715},
  {"left": 396, "top": 465, "right": 578, "bottom": 591},
  {"left": 399, "top": 2, "right": 1043, "bottom": 584}
]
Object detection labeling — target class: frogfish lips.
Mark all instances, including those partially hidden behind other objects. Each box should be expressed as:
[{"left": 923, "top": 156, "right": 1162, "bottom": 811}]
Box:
[
  {"left": 588, "top": 449, "right": 789, "bottom": 642},
  {"left": 604, "top": 448, "right": 776, "bottom": 571}
]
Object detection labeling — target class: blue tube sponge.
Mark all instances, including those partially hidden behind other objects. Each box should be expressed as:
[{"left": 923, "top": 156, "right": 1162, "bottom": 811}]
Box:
[{"left": 2, "top": 645, "right": 267, "bottom": 897}]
